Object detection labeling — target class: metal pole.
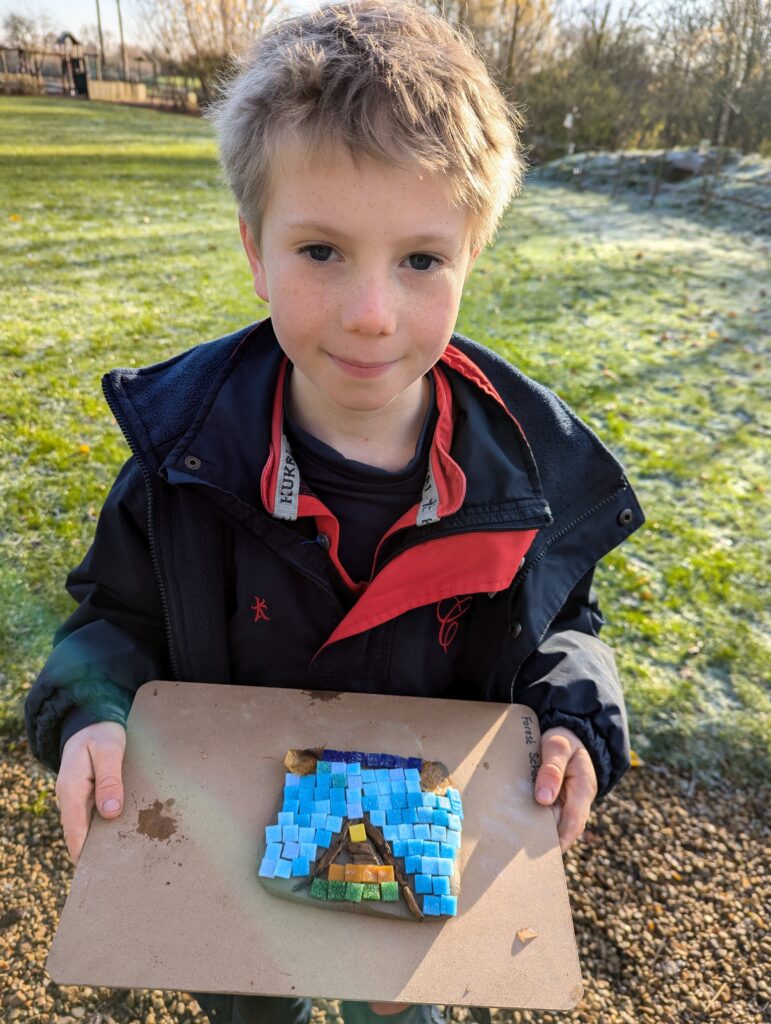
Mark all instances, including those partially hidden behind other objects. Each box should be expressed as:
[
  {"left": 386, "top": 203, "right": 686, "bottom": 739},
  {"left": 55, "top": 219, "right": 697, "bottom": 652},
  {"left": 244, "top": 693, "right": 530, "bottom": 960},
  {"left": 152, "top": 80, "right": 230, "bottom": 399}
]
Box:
[
  {"left": 95, "top": 0, "right": 106, "bottom": 71},
  {"left": 115, "top": 0, "right": 129, "bottom": 81}
]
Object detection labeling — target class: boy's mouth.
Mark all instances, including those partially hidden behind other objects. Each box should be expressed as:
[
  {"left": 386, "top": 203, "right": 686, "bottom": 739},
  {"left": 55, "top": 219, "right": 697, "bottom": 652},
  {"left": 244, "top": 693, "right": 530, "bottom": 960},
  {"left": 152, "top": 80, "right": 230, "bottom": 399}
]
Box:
[{"left": 328, "top": 354, "right": 397, "bottom": 378}]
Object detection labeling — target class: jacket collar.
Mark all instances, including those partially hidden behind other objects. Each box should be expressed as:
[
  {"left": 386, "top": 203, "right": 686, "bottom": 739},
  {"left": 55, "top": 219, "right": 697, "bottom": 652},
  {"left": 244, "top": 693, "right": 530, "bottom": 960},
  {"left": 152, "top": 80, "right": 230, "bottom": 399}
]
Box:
[{"left": 154, "top": 318, "right": 552, "bottom": 532}]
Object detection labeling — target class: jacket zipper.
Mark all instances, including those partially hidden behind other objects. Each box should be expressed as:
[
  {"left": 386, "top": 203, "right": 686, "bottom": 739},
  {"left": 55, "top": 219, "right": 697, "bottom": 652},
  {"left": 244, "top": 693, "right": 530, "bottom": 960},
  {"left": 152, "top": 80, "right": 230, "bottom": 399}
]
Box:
[
  {"left": 508, "top": 482, "right": 629, "bottom": 605},
  {"left": 101, "top": 378, "right": 182, "bottom": 680}
]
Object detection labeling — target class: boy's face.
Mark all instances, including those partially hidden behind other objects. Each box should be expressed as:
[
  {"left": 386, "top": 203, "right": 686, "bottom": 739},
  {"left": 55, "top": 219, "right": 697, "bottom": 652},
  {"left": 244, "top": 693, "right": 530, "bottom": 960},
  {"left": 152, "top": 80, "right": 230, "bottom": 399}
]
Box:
[{"left": 240, "top": 139, "right": 478, "bottom": 434}]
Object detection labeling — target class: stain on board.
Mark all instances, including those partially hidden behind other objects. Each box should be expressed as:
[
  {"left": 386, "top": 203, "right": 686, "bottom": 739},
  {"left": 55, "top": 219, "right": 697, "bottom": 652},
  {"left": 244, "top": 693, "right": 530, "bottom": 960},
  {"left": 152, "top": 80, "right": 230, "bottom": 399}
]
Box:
[{"left": 136, "top": 799, "right": 179, "bottom": 842}]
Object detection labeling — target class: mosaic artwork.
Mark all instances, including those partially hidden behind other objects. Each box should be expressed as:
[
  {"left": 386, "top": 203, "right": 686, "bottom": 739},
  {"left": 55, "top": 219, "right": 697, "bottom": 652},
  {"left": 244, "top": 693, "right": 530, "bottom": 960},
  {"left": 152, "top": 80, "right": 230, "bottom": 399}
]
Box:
[{"left": 258, "top": 749, "right": 464, "bottom": 921}]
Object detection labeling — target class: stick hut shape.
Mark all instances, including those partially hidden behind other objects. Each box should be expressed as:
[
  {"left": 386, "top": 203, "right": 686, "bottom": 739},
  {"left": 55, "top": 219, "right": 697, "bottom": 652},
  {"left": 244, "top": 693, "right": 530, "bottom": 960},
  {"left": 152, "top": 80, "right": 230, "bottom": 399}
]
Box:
[{"left": 258, "top": 749, "right": 463, "bottom": 920}]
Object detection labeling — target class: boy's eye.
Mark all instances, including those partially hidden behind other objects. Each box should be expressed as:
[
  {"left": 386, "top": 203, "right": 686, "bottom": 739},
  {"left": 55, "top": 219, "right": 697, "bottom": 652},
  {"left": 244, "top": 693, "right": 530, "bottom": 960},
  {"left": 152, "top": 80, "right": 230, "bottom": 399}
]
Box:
[
  {"left": 408, "top": 253, "right": 439, "bottom": 271},
  {"left": 302, "top": 244, "right": 334, "bottom": 262}
]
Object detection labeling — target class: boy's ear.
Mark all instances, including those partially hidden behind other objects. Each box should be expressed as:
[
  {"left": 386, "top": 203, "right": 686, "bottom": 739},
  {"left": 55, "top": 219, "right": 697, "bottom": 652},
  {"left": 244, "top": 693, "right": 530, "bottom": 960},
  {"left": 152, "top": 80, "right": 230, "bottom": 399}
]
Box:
[{"left": 238, "top": 214, "right": 269, "bottom": 303}]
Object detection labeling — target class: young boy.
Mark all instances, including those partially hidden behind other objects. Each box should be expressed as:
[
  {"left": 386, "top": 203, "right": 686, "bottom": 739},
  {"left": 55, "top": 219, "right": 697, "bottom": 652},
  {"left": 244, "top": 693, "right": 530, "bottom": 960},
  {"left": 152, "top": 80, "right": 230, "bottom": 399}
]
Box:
[{"left": 26, "top": 2, "right": 643, "bottom": 1022}]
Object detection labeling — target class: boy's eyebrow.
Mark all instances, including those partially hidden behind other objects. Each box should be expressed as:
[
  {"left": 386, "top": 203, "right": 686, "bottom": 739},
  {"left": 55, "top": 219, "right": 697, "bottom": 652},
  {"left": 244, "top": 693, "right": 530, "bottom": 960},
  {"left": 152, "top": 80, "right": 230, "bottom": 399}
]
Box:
[{"left": 285, "top": 221, "right": 461, "bottom": 248}]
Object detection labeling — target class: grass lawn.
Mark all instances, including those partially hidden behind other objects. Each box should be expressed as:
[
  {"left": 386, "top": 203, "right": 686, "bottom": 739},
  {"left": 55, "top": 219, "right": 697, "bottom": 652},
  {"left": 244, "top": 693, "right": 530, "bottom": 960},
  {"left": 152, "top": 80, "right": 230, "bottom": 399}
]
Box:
[{"left": 1, "top": 97, "right": 768, "bottom": 783}]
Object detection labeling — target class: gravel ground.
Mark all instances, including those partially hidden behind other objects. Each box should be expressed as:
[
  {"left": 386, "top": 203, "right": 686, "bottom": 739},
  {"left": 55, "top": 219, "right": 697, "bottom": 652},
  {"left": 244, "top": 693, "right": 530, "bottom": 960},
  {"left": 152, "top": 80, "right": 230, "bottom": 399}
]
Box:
[{"left": 1, "top": 734, "right": 768, "bottom": 1024}]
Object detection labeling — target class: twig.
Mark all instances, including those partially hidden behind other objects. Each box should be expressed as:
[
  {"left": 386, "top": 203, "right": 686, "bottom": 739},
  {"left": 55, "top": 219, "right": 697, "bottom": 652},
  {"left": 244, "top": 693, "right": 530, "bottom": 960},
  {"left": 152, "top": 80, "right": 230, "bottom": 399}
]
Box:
[
  {"left": 703, "top": 982, "right": 727, "bottom": 1012},
  {"left": 364, "top": 818, "right": 423, "bottom": 920}
]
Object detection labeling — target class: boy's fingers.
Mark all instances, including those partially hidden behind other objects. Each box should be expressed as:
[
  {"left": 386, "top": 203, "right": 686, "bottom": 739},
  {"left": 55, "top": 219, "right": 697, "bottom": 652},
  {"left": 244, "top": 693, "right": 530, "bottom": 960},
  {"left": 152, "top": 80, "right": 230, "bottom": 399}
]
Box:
[
  {"left": 534, "top": 730, "right": 574, "bottom": 805},
  {"left": 556, "top": 785, "right": 593, "bottom": 852},
  {"left": 58, "top": 779, "right": 94, "bottom": 864}
]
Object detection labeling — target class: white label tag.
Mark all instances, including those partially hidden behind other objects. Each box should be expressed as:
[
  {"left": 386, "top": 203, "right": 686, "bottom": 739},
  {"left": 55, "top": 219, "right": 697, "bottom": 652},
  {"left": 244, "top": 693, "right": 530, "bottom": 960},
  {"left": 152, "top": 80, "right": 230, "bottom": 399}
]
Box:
[{"left": 273, "top": 432, "right": 300, "bottom": 521}]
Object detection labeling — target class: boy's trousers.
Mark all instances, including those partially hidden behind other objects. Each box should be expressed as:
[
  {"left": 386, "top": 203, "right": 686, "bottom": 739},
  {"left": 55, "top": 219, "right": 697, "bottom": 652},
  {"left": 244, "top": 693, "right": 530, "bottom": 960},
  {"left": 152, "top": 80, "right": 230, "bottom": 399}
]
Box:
[{"left": 193, "top": 992, "right": 439, "bottom": 1023}]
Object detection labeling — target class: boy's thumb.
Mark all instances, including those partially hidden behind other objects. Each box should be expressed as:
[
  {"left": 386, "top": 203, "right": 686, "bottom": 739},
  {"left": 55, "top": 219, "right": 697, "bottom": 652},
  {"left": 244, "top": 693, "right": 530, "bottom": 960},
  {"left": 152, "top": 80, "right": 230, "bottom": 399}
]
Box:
[{"left": 92, "top": 745, "right": 125, "bottom": 818}]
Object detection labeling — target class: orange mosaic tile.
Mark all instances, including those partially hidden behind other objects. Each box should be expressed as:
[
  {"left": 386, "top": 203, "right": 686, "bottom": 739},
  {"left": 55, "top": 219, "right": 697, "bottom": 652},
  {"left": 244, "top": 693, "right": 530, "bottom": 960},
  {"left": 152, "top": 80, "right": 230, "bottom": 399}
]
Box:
[
  {"left": 375, "top": 865, "right": 395, "bottom": 883},
  {"left": 344, "top": 863, "right": 364, "bottom": 883},
  {"left": 327, "top": 864, "right": 345, "bottom": 882}
]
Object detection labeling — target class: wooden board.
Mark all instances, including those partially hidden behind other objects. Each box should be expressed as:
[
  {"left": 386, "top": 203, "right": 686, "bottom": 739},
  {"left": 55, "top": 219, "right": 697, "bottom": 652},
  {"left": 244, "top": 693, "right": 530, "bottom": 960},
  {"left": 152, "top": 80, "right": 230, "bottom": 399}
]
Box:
[{"left": 47, "top": 682, "right": 583, "bottom": 1009}]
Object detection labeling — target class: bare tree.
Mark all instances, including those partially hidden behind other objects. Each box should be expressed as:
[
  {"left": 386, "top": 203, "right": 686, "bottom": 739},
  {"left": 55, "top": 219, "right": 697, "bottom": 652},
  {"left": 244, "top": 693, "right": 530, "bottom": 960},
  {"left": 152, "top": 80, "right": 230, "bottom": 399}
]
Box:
[{"left": 135, "top": 0, "right": 285, "bottom": 103}]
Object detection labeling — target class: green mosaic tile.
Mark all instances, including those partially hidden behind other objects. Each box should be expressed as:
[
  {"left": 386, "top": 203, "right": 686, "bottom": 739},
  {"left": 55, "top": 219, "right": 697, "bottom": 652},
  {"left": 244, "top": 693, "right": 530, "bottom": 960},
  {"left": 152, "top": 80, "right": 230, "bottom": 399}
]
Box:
[
  {"left": 380, "top": 880, "right": 399, "bottom": 901},
  {"left": 328, "top": 880, "right": 347, "bottom": 900},
  {"left": 362, "top": 883, "right": 381, "bottom": 900},
  {"left": 345, "top": 882, "right": 364, "bottom": 902},
  {"left": 310, "top": 877, "right": 329, "bottom": 900}
]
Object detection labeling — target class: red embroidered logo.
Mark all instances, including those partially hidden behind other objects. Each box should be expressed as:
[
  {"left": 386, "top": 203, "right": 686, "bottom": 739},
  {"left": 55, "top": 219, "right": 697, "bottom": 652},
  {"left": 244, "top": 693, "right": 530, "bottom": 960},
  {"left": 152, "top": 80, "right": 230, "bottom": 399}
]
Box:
[
  {"left": 251, "top": 596, "right": 271, "bottom": 622},
  {"left": 436, "top": 595, "right": 473, "bottom": 653}
]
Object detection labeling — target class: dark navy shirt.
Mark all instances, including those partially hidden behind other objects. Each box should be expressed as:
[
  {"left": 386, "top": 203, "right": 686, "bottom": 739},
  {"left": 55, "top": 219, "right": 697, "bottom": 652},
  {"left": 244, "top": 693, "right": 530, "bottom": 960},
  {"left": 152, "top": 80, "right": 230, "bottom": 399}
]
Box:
[{"left": 284, "top": 373, "right": 438, "bottom": 583}]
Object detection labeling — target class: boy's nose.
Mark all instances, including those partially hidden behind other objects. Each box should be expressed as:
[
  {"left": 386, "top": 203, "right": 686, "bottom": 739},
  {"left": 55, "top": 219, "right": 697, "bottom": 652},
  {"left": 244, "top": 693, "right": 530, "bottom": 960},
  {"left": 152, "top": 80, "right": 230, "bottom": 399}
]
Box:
[{"left": 340, "top": 275, "right": 397, "bottom": 337}]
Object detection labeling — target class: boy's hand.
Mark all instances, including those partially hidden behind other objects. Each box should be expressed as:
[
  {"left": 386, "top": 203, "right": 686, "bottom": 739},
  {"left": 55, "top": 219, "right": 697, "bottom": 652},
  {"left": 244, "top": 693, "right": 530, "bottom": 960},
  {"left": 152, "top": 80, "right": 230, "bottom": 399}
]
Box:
[
  {"left": 56, "top": 721, "right": 126, "bottom": 865},
  {"left": 534, "top": 727, "right": 597, "bottom": 852}
]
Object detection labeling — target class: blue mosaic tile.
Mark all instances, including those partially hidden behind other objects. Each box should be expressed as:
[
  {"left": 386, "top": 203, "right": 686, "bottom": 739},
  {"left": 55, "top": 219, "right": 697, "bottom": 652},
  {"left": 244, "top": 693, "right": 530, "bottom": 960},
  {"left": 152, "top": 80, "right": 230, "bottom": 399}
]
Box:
[
  {"left": 386, "top": 809, "right": 401, "bottom": 826},
  {"left": 296, "top": 813, "right": 311, "bottom": 827},
  {"left": 445, "top": 829, "right": 461, "bottom": 849},
  {"left": 311, "top": 813, "right": 327, "bottom": 828},
  {"left": 421, "top": 856, "right": 439, "bottom": 875},
  {"left": 447, "top": 813, "right": 462, "bottom": 831},
  {"left": 282, "top": 799, "right": 300, "bottom": 815},
  {"left": 432, "top": 809, "right": 449, "bottom": 827},
  {"left": 325, "top": 815, "right": 343, "bottom": 833},
  {"left": 407, "top": 792, "right": 423, "bottom": 809},
  {"left": 422, "top": 840, "right": 440, "bottom": 857},
  {"left": 266, "top": 842, "right": 283, "bottom": 861},
  {"left": 298, "top": 776, "right": 315, "bottom": 792},
  {"left": 265, "top": 824, "right": 282, "bottom": 844},
  {"left": 414, "top": 823, "right": 431, "bottom": 840},
  {"left": 361, "top": 769, "right": 376, "bottom": 784},
  {"left": 423, "top": 895, "right": 442, "bottom": 916},
  {"left": 392, "top": 839, "right": 407, "bottom": 858},
  {"left": 298, "top": 799, "right": 314, "bottom": 815},
  {"left": 362, "top": 795, "right": 378, "bottom": 812},
  {"left": 441, "top": 895, "right": 458, "bottom": 916},
  {"left": 406, "top": 839, "right": 423, "bottom": 856},
  {"left": 282, "top": 824, "right": 299, "bottom": 843},
  {"left": 391, "top": 780, "right": 407, "bottom": 795},
  {"left": 407, "top": 758, "right": 423, "bottom": 770},
  {"left": 436, "top": 858, "right": 454, "bottom": 877},
  {"left": 315, "top": 776, "right": 331, "bottom": 791},
  {"left": 383, "top": 825, "right": 399, "bottom": 842},
  {"left": 277, "top": 811, "right": 294, "bottom": 826},
  {"left": 405, "top": 779, "right": 422, "bottom": 794},
  {"left": 437, "top": 796, "right": 451, "bottom": 811},
  {"left": 369, "top": 810, "right": 386, "bottom": 828},
  {"left": 346, "top": 779, "right": 363, "bottom": 794},
  {"left": 376, "top": 778, "right": 392, "bottom": 795},
  {"left": 346, "top": 801, "right": 363, "bottom": 818},
  {"left": 331, "top": 774, "right": 347, "bottom": 788},
  {"left": 285, "top": 773, "right": 301, "bottom": 788},
  {"left": 274, "top": 858, "right": 292, "bottom": 879},
  {"left": 298, "top": 826, "right": 315, "bottom": 843},
  {"left": 405, "top": 855, "right": 422, "bottom": 874},
  {"left": 363, "top": 782, "right": 379, "bottom": 797},
  {"left": 330, "top": 762, "right": 346, "bottom": 775},
  {"left": 316, "top": 761, "right": 331, "bottom": 774},
  {"left": 283, "top": 841, "right": 300, "bottom": 859},
  {"left": 314, "top": 799, "right": 331, "bottom": 815},
  {"left": 421, "top": 793, "right": 437, "bottom": 809},
  {"left": 405, "top": 768, "right": 421, "bottom": 784},
  {"left": 299, "top": 842, "right": 317, "bottom": 861},
  {"left": 377, "top": 795, "right": 393, "bottom": 811},
  {"left": 416, "top": 807, "right": 434, "bottom": 823},
  {"left": 330, "top": 794, "right": 347, "bottom": 812},
  {"left": 432, "top": 876, "right": 451, "bottom": 895},
  {"left": 315, "top": 829, "right": 332, "bottom": 848},
  {"left": 402, "top": 807, "right": 418, "bottom": 823},
  {"left": 415, "top": 874, "right": 432, "bottom": 894},
  {"left": 430, "top": 825, "right": 448, "bottom": 843},
  {"left": 346, "top": 762, "right": 362, "bottom": 774},
  {"left": 258, "top": 857, "right": 277, "bottom": 878},
  {"left": 320, "top": 749, "right": 341, "bottom": 761},
  {"left": 398, "top": 823, "right": 413, "bottom": 840},
  {"left": 440, "top": 843, "right": 457, "bottom": 860},
  {"left": 292, "top": 856, "right": 311, "bottom": 876},
  {"left": 389, "top": 768, "right": 405, "bottom": 782},
  {"left": 391, "top": 793, "right": 407, "bottom": 810}
]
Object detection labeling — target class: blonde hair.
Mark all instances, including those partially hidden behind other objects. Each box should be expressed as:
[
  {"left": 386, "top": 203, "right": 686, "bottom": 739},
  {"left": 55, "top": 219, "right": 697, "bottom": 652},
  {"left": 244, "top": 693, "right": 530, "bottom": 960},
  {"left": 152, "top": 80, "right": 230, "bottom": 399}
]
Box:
[{"left": 207, "top": 0, "right": 524, "bottom": 250}]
